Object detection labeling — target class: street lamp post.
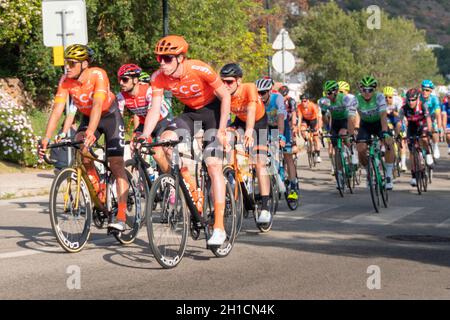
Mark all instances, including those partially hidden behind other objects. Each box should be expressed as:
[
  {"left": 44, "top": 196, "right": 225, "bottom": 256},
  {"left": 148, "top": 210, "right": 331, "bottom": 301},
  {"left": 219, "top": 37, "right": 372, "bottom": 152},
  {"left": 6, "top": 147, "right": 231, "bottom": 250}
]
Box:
[{"left": 163, "top": 0, "right": 169, "bottom": 36}]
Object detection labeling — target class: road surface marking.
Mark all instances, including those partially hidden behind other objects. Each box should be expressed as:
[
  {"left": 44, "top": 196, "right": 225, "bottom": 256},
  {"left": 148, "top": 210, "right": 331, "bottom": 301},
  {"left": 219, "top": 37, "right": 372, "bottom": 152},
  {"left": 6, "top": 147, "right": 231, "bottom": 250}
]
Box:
[
  {"left": 342, "top": 207, "right": 423, "bottom": 225},
  {"left": 277, "top": 204, "right": 340, "bottom": 220}
]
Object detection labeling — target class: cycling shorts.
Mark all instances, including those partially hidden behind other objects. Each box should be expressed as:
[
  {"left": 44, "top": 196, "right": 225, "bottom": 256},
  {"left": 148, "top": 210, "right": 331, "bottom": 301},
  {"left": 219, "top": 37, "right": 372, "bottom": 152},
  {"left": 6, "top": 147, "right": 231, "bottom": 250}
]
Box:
[
  {"left": 77, "top": 102, "right": 125, "bottom": 158},
  {"left": 357, "top": 121, "right": 383, "bottom": 142},
  {"left": 134, "top": 117, "right": 171, "bottom": 140},
  {"left": 231, "top": 113, "right": 268, "bottom": 154}
]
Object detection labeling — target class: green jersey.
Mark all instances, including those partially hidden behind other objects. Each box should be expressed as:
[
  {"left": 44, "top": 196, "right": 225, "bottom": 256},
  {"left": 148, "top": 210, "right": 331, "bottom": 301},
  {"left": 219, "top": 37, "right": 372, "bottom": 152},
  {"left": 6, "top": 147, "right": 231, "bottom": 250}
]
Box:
[
  {"left": 348, "top": 92, "right": 387, "bottom": 123},
  {"left": 318, "top": 93, "right": 350, "bottom": 120}
]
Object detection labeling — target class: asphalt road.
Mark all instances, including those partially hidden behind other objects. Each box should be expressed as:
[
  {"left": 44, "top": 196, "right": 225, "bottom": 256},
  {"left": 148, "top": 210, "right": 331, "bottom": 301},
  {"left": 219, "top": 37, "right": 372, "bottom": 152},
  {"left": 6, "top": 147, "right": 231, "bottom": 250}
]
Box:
[{"left": 0, "top": 145, "right": 449, "bottom": 299}]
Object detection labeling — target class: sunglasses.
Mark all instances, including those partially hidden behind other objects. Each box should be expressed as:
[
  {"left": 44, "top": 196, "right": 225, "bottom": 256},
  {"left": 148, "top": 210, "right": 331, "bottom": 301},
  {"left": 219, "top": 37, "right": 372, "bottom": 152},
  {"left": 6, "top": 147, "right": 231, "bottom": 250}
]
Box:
[
  {"left": 361, "top": 88, "right": 374, "bottom": 93},
  {"left": 222, "top": 79, "right": 236, "bottom": 85},
  {"left": 408, "top": 98, "right": 418, "bottom": 102},
  {"left": 326, "top": 90, "right": 337, "bottom": 96},
  {"left": 119, "top": 76, "right": 132, "bottom": 84},
  {"left": 65, "top": 60, "right": 80, "bottom": 68},
  {"left": 156, "top": 55, "right": 176, "bottom": 64},
  {"left": 259, "top": 90, "right": 270, "bottom": 96},
  {"left": 422, "top": 88, "right": 432, "bottom": 92},
  {"left": 386, "top": 96, "right": 393, "bottom": 99}
]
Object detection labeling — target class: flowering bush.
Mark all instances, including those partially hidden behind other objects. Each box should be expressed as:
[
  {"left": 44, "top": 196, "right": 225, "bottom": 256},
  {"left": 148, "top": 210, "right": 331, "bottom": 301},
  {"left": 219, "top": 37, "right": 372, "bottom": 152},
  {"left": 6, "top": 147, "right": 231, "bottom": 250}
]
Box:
[{"left": 0, "top": 89, "right": 40, "bottom": 166}]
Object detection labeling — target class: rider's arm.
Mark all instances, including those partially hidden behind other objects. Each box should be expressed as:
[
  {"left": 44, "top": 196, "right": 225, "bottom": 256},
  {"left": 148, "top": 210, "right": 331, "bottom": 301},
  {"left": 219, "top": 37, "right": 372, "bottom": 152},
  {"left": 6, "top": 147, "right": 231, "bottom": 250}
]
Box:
[
  {"left": 133, "top": 115, "right": 140, "bottom": 131},
  {"left": 142, "top": 94, "right": 162, "bottom": 138},
  {"left": 61, "top": 113, "right": 76, "bottom": 136},
  {"left": 378, "top": 94, "right": 389, "bottom": 132},
  {"left": 345, "top": 95, "right": 358, "bottom": 135},
  {"left": 276, "top": 94, "right": 286, "bottom": 134},
  {"left": 245, "top": 102, "right": 257, "bottom": 132},
  {"left": 215, "top": 84, "right": 231, "bottom": 132},
  {"left": 44, "top": 102, "right": 66, "bottom": 141}
]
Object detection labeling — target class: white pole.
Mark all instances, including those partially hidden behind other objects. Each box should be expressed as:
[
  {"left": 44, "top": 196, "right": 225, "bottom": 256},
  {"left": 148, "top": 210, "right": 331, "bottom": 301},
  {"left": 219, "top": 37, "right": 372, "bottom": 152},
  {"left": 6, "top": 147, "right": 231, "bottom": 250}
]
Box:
[
  {"left": 282, "top": 30, "right": 286, "bottom": 83},
  {"left": 58, "top": 9, "right": 73, "bottom": 164}
]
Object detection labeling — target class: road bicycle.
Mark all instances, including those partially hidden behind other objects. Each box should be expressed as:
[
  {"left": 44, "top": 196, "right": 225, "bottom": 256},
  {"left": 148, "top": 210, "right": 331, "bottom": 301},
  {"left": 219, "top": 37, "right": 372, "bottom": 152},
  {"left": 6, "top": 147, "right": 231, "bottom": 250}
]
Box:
[
  {"left": 145, "top": 137, "right": 237, "bottom": 269},
  {"left": 44, "top": 139, "right": 141, "bottom": 253}
]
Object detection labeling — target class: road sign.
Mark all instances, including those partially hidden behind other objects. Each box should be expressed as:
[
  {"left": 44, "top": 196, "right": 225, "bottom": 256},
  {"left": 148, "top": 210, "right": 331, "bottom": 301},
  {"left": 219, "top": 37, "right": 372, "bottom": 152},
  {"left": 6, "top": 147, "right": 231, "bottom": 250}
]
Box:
[
  {"left": 272, "top": 51, "right": 296, "bottom": 74},
  {"left": 42, "top": 0, "right": 88, "bottom": 47},
  {"left": 272, "top": 29, "right": 295, "bottom": 50},
  {"left": 53, "top": 46, "right": 64, "bottom": 66}
]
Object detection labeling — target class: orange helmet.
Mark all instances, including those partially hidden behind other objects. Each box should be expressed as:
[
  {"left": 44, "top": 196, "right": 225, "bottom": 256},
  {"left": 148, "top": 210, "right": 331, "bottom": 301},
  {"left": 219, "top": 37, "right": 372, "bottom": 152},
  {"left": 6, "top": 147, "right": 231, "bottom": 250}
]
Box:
[{"left": 154, "top": 35, "right": 189, "bottom": 55}]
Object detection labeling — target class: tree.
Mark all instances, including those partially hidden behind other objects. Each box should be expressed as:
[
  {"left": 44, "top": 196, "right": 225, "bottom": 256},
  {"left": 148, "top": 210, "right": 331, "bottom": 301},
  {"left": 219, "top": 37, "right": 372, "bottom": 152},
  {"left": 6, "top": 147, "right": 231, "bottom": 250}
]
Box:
[
  {"left": 290, "top": 1, "right": 444, "bottom": 97},
  {"left": 169, "top": 0, "right": 271, "bottom": 81}
]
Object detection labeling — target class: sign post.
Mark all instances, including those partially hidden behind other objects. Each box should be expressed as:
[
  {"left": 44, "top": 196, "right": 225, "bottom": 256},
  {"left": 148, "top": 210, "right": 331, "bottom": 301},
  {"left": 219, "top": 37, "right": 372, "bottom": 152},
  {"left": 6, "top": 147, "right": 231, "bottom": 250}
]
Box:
[
  {"left": 272, "top": 29, "right": 296, "bottom": 83},
  {"left": 42, "top": 0, "right": 88, "bottom": 163}
]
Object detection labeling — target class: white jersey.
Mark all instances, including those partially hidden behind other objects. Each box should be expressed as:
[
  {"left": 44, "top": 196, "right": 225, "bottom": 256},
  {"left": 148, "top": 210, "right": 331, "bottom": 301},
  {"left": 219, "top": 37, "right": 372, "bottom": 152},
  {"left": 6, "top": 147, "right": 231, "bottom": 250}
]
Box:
[{"left": 386, "top": 95, "right": 403, "bottom": 114}]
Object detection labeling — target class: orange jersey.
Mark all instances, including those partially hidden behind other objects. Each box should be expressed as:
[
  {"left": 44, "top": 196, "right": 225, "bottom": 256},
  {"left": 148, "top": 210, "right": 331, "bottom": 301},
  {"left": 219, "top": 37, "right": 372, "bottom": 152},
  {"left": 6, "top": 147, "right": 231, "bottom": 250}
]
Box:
[
  {"left": 151, "top": 59, "right": 222, "bottom": 110},
  {"left": 230, "top": 83, "right": 265, "bottom": 122},
  {"left": 297, "top": 101, "right": 319, "bottom": 120},
  {"left": 54, "top": 67, "right": 115, "bottom": 117}
]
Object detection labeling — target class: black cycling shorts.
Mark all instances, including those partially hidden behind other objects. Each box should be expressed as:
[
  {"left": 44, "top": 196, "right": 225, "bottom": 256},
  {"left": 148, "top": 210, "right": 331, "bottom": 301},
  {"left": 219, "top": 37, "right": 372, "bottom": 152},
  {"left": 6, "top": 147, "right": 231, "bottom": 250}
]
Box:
[
  {"left": 330, "top": 118, "right": 348, "bottom": 136},
  {"left": 77, "top": 103, "right": 125, "bottom": 158},
  {"left": 134, "top": 117, "right": 171, "bottom": 140},
  {"left": 357, "top": 121, "right": 383, "bottom": 142},
  {"left": 230, "top": 113, "right": 269, "bottom": 154},
  {"left": 165, "top": 98, "right": 223, "bottom": 159}
]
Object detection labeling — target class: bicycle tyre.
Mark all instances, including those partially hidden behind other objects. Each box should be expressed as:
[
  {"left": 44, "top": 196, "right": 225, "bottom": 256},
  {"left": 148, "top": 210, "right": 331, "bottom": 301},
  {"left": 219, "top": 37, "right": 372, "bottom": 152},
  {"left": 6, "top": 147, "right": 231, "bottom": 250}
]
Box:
[
  {"left": 147, "top": 174, "right": 188, "bottom": 269},
  {"left": 367, "top": 158, "right": 380, "bottom": 213},
  {"left": 254, "top": 174, "right": 277, "bottom": 233},
  {"left": 49, "top": 168, "right": 92, "bottom": 253},
  {"left": 223, "top": 166, "right": 244, "bottom": 236},
  {"left": 111, "top": 169, "right": 143, "bottom": 245},
  {"left": 125, "top": 158, "right": 150, "bottom": 227},
  {"left": 334, "top": 149, "right": 345, "bottom": 197}
]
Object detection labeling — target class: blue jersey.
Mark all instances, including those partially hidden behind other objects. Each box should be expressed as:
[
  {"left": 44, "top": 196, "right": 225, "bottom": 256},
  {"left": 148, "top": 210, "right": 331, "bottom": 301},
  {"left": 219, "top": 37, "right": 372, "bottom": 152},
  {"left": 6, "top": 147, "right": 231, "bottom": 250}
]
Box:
[
  {"left": 420, "top": 94, "right": 440, "bottom": 118},
  {"left": 265, "top": 92, "right": 287, "bottom": 127},
  {"left": 442, "top": 101, "right": 450, "bottom": 114}
]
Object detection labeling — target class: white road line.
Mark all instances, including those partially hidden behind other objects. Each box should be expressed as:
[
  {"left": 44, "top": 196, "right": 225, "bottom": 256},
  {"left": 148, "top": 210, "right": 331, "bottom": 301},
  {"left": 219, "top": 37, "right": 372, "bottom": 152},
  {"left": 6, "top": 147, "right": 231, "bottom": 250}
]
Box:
[
  {"left": 0, "top": 233, "right": 140, "bottom": 260},
  {"left": 277, "top": 203, "right": 340, "bottom": 220},
  {"left": 342, "top": 207, "right": 423, "bottom": 225},
  {"left": 436, "top": 218, "right": 450, "bottom": 229}
]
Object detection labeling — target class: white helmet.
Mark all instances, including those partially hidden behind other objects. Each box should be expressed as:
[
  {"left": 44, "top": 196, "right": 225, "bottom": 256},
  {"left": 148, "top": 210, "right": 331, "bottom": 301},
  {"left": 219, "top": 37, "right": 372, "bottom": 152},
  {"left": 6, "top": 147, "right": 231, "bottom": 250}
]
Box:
[{"left": 255, "top": 78, "right": 274, "bottom": 92}]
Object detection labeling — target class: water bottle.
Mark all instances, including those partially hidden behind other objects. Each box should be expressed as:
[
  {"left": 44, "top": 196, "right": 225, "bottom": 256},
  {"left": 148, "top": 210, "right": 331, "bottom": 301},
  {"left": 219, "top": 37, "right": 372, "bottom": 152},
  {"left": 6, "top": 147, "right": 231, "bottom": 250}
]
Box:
[{"left": 148, "top": 167, "right": 156, "bottom": 182}]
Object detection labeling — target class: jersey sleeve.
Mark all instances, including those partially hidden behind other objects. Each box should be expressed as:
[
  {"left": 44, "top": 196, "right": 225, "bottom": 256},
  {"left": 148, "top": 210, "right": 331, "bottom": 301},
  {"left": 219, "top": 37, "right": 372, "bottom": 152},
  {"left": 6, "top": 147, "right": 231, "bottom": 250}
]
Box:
[
  {"left": 54, "top": 76, "right": 69, "bottom": 105},
  {"left": 376, "top": 93, "right": 387, "bottom": 113},
  {"left": 275, "top": 94, "right": 287, "bottom": 118},
  {"left": 191, "top": 60, "right": 222, "bottom": 90},
  {"left": 91, "top": 68, "right": 109, "bottom": 101},
  {"left": 150, "top": 71, "right": 166, "bottom": 98},
  {"left": 345, "top": 95, "right": 358, "bottom": 117}
]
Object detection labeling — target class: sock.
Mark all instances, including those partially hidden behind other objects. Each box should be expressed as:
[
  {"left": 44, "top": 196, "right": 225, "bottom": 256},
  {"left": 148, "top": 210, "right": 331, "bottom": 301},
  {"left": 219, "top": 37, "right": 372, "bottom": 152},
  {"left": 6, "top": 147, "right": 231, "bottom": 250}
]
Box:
[
  {"left": 290, "top": 180, "right": 297, "bottom": 190},
  {"left": 401, "top": 154, "right": 406, "bottom": 166},
  {"left": 386, "top": 163, "right": 394, "bottom": 178},
  {"left": 117, "top": 202, "right": 127, "bottom": 222},
  {"left": 261, "top": 196, "right": 270, "bottom": 211},
  {"left": 213, "top": 202, "right": 225, "bottom": 230}
]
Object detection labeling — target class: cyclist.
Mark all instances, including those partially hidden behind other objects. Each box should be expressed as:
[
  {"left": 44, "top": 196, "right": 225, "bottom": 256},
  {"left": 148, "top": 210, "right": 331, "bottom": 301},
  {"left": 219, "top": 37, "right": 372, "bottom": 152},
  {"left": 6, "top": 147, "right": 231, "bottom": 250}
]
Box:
[
  {"left": 384, "top": 86, "right": 408, "bottom": 172},
  {"left": 138, "top": 71, "right": 151, "bottom": 84},
  {"left": 347, "top": 76, "right": 395, "bottom": 190},
  {"left": 320, "top": 80, "right": 352, "bottom": 183},
  {"left": 279, "top": 84, "right": 301, "bottom": 200},
  {"left": 442, "top": 91, "right": 450, "bottom": 155},
  {"left": 140, "top": 35, "right": 231, "bottom": 246},
  {"left": 39, "top": 44, "right": 129, "bottom": 232},
  {"left": 255, "top": 78, "right": 297, "bottom": 202},
  {"left": 398, "top": 88, "right": 433, "bottom": 186},
  {"left": 339, "top": 81, "right": 358, "bottom": 131},
  {"left": 220, "top": 63, "right": 271, "bottom": 223},
  {"left": 420, "top": 80, "right": 442, "bottom": 160},
  {"left": 116, "top": 63, "right": 172, "bottom": 166},
  {"left": 295, "top": 93, "right": 322, "bottom": 163}
]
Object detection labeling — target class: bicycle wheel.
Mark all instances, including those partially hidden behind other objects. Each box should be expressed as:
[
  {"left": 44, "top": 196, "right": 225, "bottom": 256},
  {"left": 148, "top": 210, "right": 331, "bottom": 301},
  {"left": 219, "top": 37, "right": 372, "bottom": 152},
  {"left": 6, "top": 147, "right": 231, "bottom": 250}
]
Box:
[
  {"left": 413, "top": 149, "right": 423, "bottom": 195},
  {"left": 110, "top": 169, "right": 143, "bottom": 245},
  {"left": 223, "top": 166, "right": 244, "bottom": 236},
  {"left": 427, "top": 165, "right": 433, "bottom": 184},
  {"left": 49, "top": 168, "right": 92, "bottom": 253},
  {"left": 147, "top": 174, "right": 188, "bottom": 269},
  {"left": 343, "top": 148, "right": 353, "bottom": 194},
  {"left": 376, "top": 157, "right": 388, "bottom": 208},
  {"left": 367, "top": 158, "right": 380, "bottom": 213},
  {"left": 125, "top": 158, "right": 150, "bottom": 227},
  {"left": 204, "top": 178, "right": 237, "bottom": 258},
  {"left": 285, "top": 182, "right": 299, "bottom": 211},
  {"left": 334, "top": 149, "right": 345, "bottom": 197}
]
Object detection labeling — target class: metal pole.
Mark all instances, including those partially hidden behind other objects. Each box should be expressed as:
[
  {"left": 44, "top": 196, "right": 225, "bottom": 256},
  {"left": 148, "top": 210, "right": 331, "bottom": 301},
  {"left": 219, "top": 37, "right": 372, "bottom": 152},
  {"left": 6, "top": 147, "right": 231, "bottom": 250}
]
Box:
[
  {"left": 265, "top": 0, "right": 272, "bottom": 78},
  {"left": 163, "top": 0, "right": 169, "bottom": 36},
  {"left": 58, "top": 9, "right": 72, "bottom": 164},
  {"left": 282, "top": 30, "right": 285, "bottom": 84}
]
